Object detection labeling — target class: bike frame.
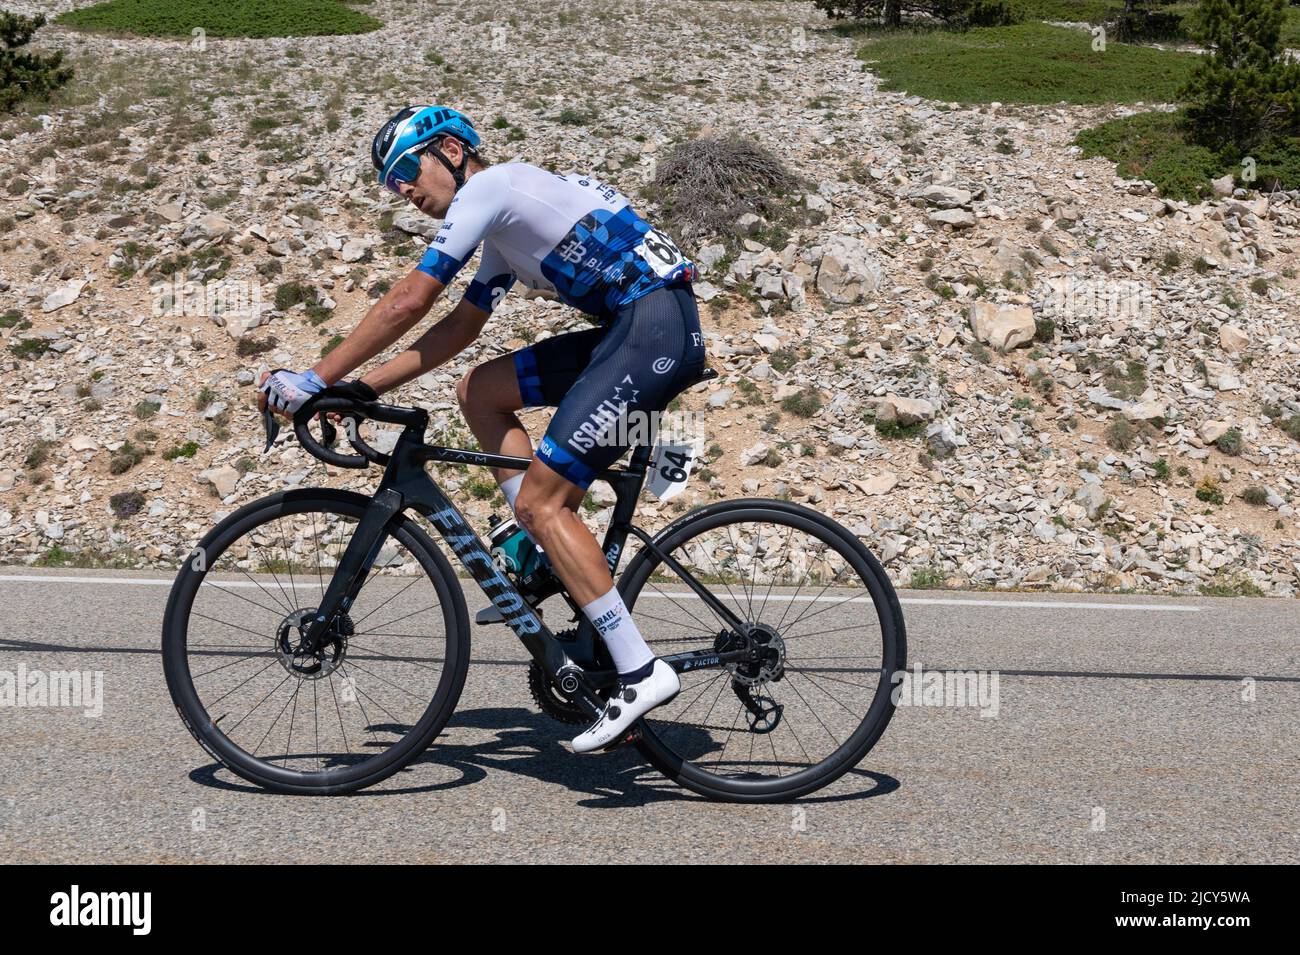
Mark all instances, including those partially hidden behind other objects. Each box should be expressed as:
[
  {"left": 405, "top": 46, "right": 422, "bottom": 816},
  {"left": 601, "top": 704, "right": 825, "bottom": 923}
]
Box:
[{"left": 297, "top": 414, "right": 753, "bottom": 720}]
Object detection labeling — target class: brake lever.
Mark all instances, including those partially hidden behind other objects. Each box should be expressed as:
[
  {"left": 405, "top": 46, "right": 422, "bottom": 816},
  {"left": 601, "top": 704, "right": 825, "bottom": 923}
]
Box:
[
  {"left": 319, "top": 413, "right": 338, "bottom": 448},
  {"left": 261, "top": 407, "right": 281, "bottom": 453}
]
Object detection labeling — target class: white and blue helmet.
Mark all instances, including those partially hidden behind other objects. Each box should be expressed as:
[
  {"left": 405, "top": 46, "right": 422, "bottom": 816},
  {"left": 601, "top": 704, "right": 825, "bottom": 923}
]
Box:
[{"left": 372, "top": 105, "right": 480, "bottom": 194}]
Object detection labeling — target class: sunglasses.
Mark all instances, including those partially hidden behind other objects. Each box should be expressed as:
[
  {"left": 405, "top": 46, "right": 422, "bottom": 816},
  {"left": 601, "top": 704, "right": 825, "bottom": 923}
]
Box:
[{"left": 381, "top": 142, "right": 430, "bottom": 195}]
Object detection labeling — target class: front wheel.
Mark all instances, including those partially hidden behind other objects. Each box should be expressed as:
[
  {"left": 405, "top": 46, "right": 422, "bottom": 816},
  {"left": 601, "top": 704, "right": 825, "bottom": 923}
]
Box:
[
  {"left": 618, "top": 499, "right": 906, "bottom": 802},
  {"left": 162, "top": 489, "right": 470, "bottom": 795}
]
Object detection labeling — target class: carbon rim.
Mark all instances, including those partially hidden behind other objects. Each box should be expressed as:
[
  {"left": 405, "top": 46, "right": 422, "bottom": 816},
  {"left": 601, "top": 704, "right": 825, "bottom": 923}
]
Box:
[
  {"left": 163, "top": 492, "right": 467, "bottom": 792},
  {"left": 621, "top": 503, "right": 903, "bottom": 799}
]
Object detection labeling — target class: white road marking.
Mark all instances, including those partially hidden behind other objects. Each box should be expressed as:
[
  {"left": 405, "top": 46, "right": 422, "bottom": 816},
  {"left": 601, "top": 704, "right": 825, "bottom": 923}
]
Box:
[
  {"left": 645, "top": 592, "right": 1203, "bottom": 612},
  {"left": 0, "top": 574, "right": 1205, "bottom": 611},
  {"left": 0, "top": 574, "right": 177, "bottom": 586}
]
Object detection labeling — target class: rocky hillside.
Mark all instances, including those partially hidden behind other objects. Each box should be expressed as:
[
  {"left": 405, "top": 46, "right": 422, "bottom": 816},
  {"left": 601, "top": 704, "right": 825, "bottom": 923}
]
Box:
[{"left": 1, "top": 1, "right": 1298, "bottom": 596}]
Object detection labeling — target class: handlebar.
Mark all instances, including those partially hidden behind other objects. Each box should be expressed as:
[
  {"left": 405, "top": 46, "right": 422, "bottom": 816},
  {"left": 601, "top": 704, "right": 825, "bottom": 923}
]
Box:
[{"left": 261, "top": 388, "right": 428, "bottom": 469}]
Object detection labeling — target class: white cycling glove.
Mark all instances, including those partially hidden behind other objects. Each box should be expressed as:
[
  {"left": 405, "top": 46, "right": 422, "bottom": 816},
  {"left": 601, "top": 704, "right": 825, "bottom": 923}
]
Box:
[{"left": 260, "top": 368, "right": 326, "bottom": 414}]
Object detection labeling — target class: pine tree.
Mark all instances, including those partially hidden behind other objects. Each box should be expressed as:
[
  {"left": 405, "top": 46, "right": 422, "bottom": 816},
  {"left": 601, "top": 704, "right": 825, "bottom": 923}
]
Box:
[
  {"left": 1179, "top": 0, "right": 1300, "bottom": 155},
  {"left": 0, "top": 11, "right": 73, "bottom": 114}
]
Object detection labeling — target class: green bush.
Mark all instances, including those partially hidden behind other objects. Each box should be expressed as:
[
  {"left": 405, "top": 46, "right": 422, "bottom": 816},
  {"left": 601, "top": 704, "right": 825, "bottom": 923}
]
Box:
[
  {"left": 163, "top": 441, "right": 199, "bottom": 460},
  {"left": 235, "top": 336, "right": 277, "bottom": 358},
  {"left": 1198, "top": 569, "right": 1265, "bottom": 596},
  {"left": 275, "top": 280, "right": 318, "bottom": 311},
  {"left": 1251, "top": 135, "right": 1300, "bottom": 191},
  {"left": 1240, "top": 485, "right": 1268, "bottom": 505},
  {"left": 58, "top": 0, "right": 381, "bottom": 38},
  {"left": 1195, "top": 476, "right": 1225, "bottom": 504},
  {"left": 909, "top": 564, "right": 946, "bottom": 589},
  {"left": 875, "top": 418, "right": 926, "bottom": 439},
  {"left": 1105, "top": 418, "right": 1136, "bottom": 451},
  {"left": 964, "top": 0, "right": 1025, "bottom": 26},
  {"left": 8, "top": 337, "right": 47, "bottom": 359},
  {"left": 109, "top": 490, "right": 147, "bottom": 518},
  {"left": 815, "top": 0, "right": 1023, "bottom": 25},
  {"left": 109, "top": 441, "right": 147, "bottom": 474},
  {"left": 1113, "top": 2, "right": 1187, "bottom": 42},
  {"left": 781, "top": 388, "right": 823, "bottom": 418},
  {"left": 25, "top": 439, "right": 54, "bottom": 469},
  {"left": 1075, "top": 110, "right": 1225, "bottom": 201},
  {"left": 0, "top": 12, "right": 72, "bottom": 114},
  {"left": 1214, "top": 427, "right": 1243, "bottom": 455}
]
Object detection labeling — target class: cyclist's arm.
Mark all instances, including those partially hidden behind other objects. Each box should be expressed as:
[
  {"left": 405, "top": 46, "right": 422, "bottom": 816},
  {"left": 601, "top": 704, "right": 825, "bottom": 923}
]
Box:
[
  {"left": 359, "top": 295, "right": 491, "bottom": 395},
  {"left": 313, "top": 269, "right": 444, "bottom": 385},
  {"left": 359, "top": 241, "right": 515, "bottom": 394},
  {"left": 314, "top": 171, "right": 509, "bottom": 391}
]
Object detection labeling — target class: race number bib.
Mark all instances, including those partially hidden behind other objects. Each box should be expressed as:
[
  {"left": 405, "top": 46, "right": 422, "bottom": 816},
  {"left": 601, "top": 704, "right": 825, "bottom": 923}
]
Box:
[
  {"left": 648, "top": 440, "right": 700, "bottom": 501},
  {"left": 634, "top": 228, "right": 689, "bottom": 279}
]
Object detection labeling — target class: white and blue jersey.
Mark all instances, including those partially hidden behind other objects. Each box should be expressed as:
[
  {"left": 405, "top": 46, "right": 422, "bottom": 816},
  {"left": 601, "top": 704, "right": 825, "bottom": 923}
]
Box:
[{"left": 415, "top": 162, "right": 696, "bottom": 321}]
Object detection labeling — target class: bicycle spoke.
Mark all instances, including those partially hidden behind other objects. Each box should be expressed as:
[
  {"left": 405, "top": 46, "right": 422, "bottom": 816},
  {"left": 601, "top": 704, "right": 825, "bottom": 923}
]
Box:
[
  {"left": 630, "top": 512, "right": 899, "bottom": 790},
  {"left": 176, "top": 501, "right": 459, "bottom": 787}
]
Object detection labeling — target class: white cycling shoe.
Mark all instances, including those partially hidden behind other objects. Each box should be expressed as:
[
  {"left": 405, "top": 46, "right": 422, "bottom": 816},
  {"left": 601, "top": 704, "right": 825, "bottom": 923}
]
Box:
[{"left": 571, "top": 659, "right": 680, "bottom": 754}]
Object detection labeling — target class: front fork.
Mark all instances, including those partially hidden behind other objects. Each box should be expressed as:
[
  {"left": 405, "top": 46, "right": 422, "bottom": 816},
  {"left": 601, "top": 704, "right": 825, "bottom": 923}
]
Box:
[{"left": 299, "top": 488, "right": 402, "bottom": 651}]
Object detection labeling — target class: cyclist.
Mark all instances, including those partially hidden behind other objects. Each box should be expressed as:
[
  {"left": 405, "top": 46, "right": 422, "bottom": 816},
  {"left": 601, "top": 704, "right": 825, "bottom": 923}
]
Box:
[{"left": 259, "top": 105, "right": 705, "bottom": 753}]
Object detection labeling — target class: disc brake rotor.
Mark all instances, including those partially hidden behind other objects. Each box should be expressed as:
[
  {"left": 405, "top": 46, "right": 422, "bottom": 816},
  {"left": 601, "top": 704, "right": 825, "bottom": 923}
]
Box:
[
  {"left": 718, "top": 622, "right": 786, "bottom": 687},
  {"left": 274, "top": 608, "right": 352, "bottom": 680}
]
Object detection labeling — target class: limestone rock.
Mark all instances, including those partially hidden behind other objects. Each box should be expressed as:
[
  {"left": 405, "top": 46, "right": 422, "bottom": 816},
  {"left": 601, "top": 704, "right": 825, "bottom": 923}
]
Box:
[
  {"left": 1218, "top": 324, "right": 1248, "bottom": 353},
  {"left": 969, "top": 303, "right": 1034, "bottom": 350},
  {"left": 815, "top": 236, "right": 883, "bottom": 304},
  {"left": 42, "top": 280, "right": 86, "bottom": 313}
]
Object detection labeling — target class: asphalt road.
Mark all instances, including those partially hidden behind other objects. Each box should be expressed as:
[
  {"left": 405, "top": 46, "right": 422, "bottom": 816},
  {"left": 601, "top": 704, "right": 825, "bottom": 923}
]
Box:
[{"left": 0, "top": 567, "right": 1295, "bottom": 863}]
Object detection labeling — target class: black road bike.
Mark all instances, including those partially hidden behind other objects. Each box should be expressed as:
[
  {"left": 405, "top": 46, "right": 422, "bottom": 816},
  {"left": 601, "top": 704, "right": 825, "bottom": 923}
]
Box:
[{"left": 162, "top": 372, "right": 906, "bottom": 802}]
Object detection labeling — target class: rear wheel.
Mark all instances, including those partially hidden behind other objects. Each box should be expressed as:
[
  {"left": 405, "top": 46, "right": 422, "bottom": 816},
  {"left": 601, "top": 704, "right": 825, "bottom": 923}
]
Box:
[
  {"left": 162, "top": 489, "right": 470, "bottom": 795},
  {"left": 618, "top": 499, "right": 905, "bottom": 802}
]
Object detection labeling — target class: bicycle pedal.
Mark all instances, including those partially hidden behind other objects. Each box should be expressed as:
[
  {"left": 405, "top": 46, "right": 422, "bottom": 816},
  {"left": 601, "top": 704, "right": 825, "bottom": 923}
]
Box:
[{"left": 600, "top": 725, "right": 642, "bottom": 753}]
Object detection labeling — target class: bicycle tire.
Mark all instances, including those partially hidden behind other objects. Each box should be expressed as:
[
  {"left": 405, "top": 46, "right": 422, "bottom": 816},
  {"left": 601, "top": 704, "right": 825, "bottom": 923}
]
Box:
[
  {"left": 618, "top": 498, "right": 905, "bottom": 803},
  {"left": 162, "top": 488, "right": 470, "bottom": 795}
]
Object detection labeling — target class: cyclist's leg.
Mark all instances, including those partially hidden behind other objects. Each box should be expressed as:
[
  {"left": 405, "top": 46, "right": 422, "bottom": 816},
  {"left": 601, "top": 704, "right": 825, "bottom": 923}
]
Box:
[
  {"left": 517, "top": 287, "right": 705, "bottom": 750},
  {"left": 457, "top": 325, "right": 606, "bottom": 489},
  {"left": 516, "top": 283, "right": 706, "bottom": 665}
]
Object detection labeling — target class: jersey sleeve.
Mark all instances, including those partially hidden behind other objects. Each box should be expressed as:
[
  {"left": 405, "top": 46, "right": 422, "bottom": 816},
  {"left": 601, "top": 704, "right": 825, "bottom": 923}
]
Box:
[
  {"left": 415, "top": 169, "right": 508, "bottom": 284},
  {"left": 463, "top": 243, "right": 516, "bottom": 313}
]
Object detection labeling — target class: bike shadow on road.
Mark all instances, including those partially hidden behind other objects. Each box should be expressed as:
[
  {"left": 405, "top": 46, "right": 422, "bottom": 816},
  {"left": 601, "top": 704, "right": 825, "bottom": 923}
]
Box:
[{"left": 186, "top": 705, "right": 900, "bottom": 806}]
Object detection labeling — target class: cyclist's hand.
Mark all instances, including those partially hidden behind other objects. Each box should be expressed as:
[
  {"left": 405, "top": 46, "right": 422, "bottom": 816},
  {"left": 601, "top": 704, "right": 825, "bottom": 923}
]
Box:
[
  {"left": 257, "top": 368, "right": 325, "bottom": 418},
  {"left": 321, "top": 379, "right": 379, "bottom": 422}
]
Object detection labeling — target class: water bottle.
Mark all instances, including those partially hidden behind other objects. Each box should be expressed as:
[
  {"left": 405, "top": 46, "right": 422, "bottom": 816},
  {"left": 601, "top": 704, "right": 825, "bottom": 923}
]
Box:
[
  {"left": 487, "top": 514, "right": 523, "bottom": 575},
  {"left": 486, "top": 513, "right": 560, "bottom": 602}
]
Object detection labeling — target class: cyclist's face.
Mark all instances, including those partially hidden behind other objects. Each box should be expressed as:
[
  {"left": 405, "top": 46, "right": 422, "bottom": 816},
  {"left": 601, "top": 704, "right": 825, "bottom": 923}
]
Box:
[{"left": 398, "top": 142, "right": 459, "bottom": 217}]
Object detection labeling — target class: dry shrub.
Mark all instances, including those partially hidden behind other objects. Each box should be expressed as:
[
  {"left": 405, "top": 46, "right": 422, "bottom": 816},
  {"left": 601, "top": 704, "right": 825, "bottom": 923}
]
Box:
[{"left": 648, "top": 134, "right": 801, "bottom": 248}]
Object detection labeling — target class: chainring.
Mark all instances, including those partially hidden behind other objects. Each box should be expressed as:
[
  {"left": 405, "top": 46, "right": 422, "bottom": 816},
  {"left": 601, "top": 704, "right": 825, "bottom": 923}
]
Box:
[
  {"left": 527, "top": 628, "right": 611, "bottom": 725},
  {"left": 527, "top": 659, "right": 590, "bottom": 725}
]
